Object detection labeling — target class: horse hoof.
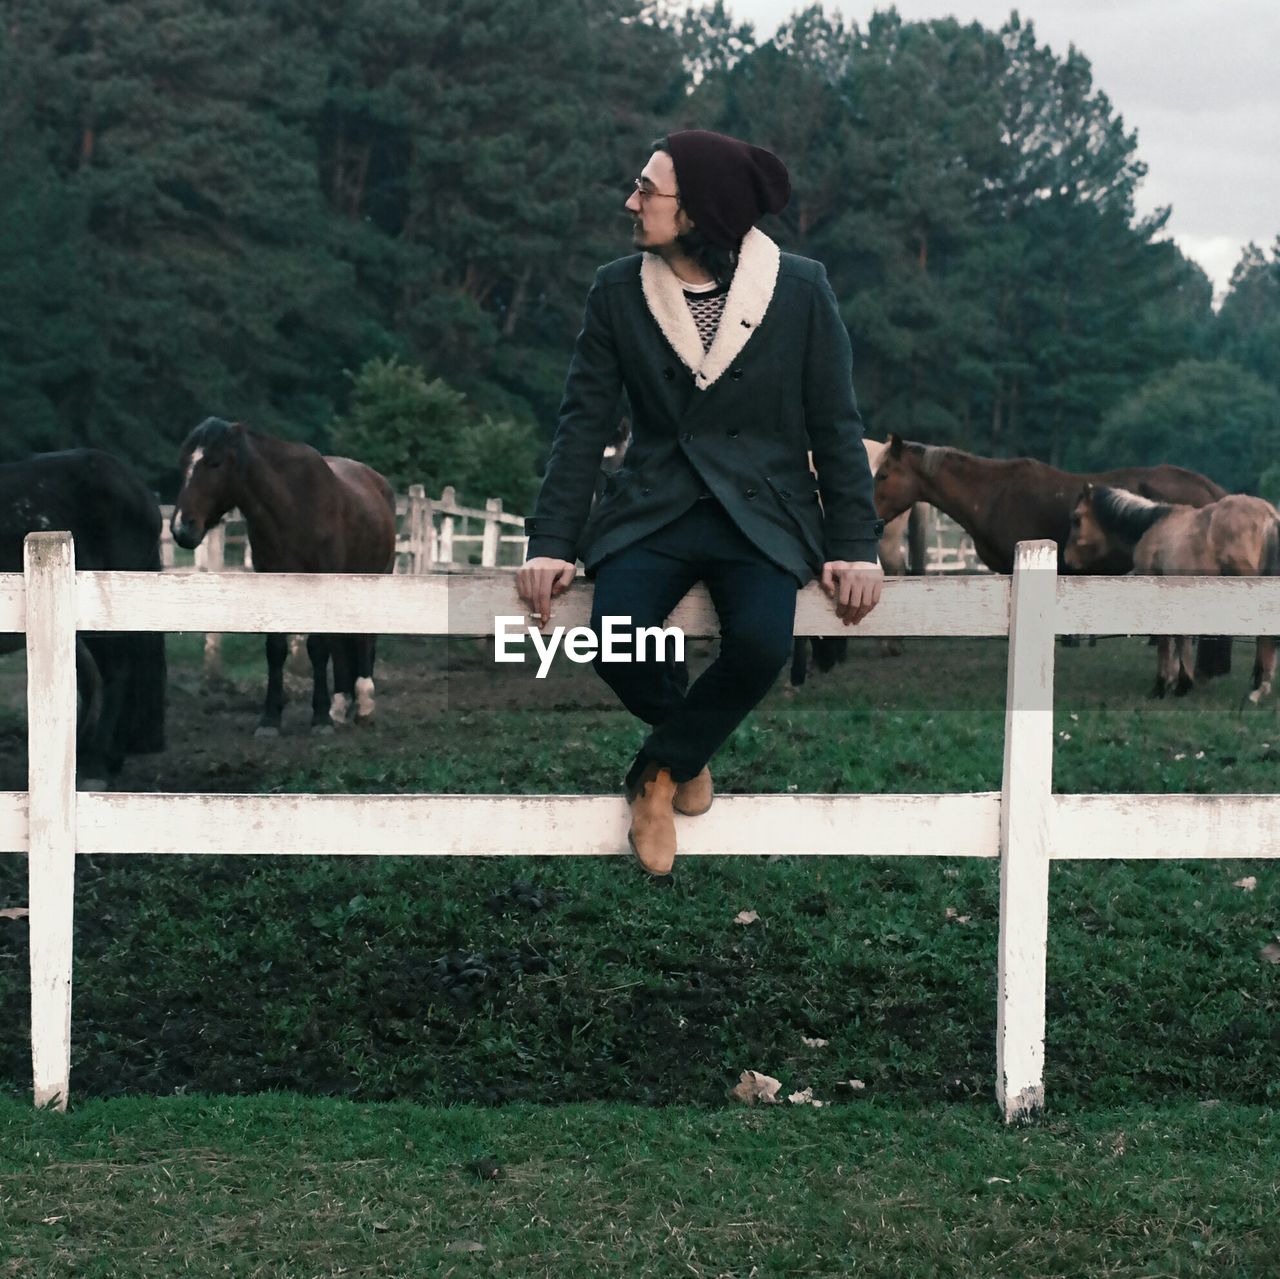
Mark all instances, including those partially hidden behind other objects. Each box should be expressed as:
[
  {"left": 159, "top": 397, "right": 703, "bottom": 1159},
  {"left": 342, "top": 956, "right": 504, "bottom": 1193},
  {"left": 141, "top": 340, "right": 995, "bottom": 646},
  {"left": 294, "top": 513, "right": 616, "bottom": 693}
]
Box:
[{"left": 254, "top": 725, "right": 280, "bottom": 739}]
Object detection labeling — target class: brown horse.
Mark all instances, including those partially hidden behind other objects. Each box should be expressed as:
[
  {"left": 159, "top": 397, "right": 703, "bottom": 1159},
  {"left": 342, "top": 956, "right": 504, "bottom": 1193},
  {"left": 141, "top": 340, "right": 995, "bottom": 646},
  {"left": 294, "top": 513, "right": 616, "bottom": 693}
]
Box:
[
  {"left": 171, "top": 419, "right": 397, "bottom": 735},
  {"left": 871, "top": 435, "right": 1233, "bottom": 676},
  {"left": 1065, "top": 484, "right": 1280, "bottom": 700}
]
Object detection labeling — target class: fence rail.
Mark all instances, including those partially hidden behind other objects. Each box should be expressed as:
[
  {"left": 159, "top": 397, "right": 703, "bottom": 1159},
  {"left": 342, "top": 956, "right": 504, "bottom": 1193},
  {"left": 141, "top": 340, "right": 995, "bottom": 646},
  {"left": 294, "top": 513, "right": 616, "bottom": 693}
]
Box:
[{"left": 5, "top": 532, "right": 1278, "bottom": 1118}]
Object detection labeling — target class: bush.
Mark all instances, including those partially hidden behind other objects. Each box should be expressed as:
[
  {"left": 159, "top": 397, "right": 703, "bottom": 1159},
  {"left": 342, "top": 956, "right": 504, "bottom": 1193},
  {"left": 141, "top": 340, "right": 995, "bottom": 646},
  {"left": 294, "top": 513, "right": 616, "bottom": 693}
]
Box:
[
  {"left": 331, "top": 358, "right": 544, "bottom": 513},
  {"left": 330, "top": 357, "right": 469, "bottom": 492}
]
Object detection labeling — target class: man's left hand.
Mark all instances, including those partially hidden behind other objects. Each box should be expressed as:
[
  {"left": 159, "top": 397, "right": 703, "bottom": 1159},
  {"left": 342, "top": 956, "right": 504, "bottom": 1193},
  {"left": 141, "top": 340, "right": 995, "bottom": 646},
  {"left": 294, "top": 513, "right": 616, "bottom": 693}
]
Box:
[{"left": 820, "top": 560, "right": 883, "bottom": 626}]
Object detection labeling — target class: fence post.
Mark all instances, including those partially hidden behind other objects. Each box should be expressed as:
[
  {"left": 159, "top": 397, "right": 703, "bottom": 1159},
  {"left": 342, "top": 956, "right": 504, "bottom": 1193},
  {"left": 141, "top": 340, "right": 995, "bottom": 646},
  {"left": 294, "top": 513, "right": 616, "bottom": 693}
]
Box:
[
  {"left": 996, "top": 538, "right": 1058, "bottom": 1123},
  {"left": 406, "top": 485, "right": 428, "bottom": 574},
  {"left": 198, "top": 524, "right": 225, "bottom": 680},
  {"left": 24, "top": 532, "right": 78, "bottom": 1111},
  {"left": 159, "top": 522, "right": 176, "bottom": 570},
  {"left": 482, "top": 498, "right": 503, "bottom": 567},
  {"left": 439, "top": 486, "right": 456, "bottom": 567}
]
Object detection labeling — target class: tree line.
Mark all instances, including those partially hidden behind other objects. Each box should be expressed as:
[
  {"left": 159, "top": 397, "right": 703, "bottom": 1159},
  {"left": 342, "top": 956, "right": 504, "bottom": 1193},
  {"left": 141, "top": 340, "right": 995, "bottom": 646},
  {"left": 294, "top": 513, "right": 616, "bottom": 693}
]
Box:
[{"left": 1, "top": 0, "right": 1277, "bottom": 505}]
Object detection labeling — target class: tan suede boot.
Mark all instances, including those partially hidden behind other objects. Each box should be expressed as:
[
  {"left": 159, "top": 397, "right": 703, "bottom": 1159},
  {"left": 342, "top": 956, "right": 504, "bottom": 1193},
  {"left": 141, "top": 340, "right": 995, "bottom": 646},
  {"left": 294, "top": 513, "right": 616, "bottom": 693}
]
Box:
[
  {"left": 673, "top": 766, "right": 714, "bottom": 816},
  {"left": 626, "top": 761, "right": 677, "bottom": 875}
]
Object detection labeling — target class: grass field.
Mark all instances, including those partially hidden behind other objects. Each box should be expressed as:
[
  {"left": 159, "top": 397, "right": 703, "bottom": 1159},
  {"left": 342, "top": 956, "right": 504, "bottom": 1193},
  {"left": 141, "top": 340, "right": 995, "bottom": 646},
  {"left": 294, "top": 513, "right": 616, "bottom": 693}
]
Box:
[
  {"left": 2, "top": 1094, "right": 1278, "bottom": 1278},
  {"left": 0, "top": 631, "right": 1275, "bottom": 1109},
  {"left": 0, "top": 631, "right": 1277, "bottom": 1274}
]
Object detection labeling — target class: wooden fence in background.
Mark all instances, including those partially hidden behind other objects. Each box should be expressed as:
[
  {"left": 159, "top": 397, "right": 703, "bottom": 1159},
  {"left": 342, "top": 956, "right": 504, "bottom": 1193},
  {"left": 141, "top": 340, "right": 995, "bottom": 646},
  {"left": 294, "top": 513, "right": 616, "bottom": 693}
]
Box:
[{"left": 3, "top": 532, "right": 1278, "bottom": 1120}]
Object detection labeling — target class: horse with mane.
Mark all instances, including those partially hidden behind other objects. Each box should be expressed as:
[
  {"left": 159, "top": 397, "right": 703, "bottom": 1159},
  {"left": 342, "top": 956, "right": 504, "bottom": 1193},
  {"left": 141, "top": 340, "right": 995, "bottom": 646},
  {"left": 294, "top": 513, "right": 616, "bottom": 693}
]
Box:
[
  {"left": 1065, "top": 484, "right": 1280, "bottom": 700},
  {"left": 171, "top": 419, "right": 397, "bottom": 736},
  {"left": 0, "top": 448, "right": 166, "bottom": 785},
  {"left": 871, "top": 434, "right": 1233, "bottom": 676}
]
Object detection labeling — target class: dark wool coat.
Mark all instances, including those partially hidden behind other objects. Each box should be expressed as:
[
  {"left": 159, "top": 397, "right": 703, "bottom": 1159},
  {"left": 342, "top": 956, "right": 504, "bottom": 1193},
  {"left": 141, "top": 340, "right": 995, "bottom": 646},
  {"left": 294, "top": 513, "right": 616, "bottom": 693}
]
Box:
[{"left": 524, "top": 228, "right": 884, "bottom": 583}]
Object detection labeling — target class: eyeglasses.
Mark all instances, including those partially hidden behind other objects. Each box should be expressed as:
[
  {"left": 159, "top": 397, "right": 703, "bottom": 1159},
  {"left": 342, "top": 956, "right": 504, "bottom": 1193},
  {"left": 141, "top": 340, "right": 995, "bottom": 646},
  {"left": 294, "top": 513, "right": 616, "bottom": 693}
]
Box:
[{"left": 631, "top": 178, "right": 679, "bottom": 202}]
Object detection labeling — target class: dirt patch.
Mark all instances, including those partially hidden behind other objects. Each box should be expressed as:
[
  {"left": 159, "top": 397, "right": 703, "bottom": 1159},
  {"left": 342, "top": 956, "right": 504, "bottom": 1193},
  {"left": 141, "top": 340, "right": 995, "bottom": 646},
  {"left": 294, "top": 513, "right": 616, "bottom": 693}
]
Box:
[{"left": 0, "top": 635, "right": 630, "bottom": 794}]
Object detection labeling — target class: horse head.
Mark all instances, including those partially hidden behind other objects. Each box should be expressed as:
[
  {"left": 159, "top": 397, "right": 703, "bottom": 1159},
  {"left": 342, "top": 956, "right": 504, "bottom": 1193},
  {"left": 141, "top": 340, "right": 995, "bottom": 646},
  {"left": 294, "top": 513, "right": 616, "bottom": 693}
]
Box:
[
  {"left": 172, "top": 417, "right": 245, "bottom": 549},
  {"left": 1063, "top": 484, "right": 1104, "bottom": 571},
  {"left": 872, "top": 433, "right": 925, "bottom": 523}
]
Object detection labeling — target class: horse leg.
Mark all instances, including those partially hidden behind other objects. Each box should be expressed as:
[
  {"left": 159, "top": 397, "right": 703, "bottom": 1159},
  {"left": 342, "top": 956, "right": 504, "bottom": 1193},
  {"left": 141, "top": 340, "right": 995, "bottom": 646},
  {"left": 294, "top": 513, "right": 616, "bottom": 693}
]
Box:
[
  {"left": 327, "top": 632, "right": 355, "bottom": 727},
  {"left": 1151, "top": 637, "right": 1169, "bottom": 697},
  {"left": 353, "top": 635, "right": 378, "bottom": 725},
  {"left": 77, "top": 635, "right": 127, "bottom": 786},
  {"left": 306, "top": 634, "right": 333, "bottom": 730},
  {"left": 256, "top": 633, "right": 288, "bottom": 737},
  {"left": 787, "top": 639, "right": 808, "bottom": 692},
  {"left": 1174, "top": 636, "right": 1195, "bottom": 696},
  {"left": 1248, "top": 636, "right": 1276, "bottom": 704},
  {"left": 75, "top": 638, "right": 103, "bottom": 749}
]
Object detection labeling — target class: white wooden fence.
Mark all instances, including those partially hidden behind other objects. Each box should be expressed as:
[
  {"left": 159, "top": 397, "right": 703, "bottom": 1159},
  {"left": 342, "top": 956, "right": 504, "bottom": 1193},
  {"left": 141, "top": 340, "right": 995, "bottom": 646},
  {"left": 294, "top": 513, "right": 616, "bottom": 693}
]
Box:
[{"left": 5, "top": 533, "right": 1278, "bottom": 1120}]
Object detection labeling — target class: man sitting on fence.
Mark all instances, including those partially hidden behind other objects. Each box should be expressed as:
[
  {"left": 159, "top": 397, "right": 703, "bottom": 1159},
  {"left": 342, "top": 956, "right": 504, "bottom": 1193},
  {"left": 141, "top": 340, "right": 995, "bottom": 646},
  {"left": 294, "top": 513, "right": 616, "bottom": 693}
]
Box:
[{"left": 516, "top": 130, "right": 883, "bottom": 876}]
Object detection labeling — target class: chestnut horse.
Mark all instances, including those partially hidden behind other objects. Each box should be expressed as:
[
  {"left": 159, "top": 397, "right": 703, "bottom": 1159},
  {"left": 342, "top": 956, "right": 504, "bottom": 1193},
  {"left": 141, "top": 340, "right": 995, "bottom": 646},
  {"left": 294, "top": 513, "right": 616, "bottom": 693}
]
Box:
[
  {"left": 871, "top": 435, "right": 1233, "bottom": 677},
  {"left": 1065, "top": 484, "right": 1280, "bottom": 700},
  {"left": 171, "top": 419, "right": 397, "bottom": 735}
]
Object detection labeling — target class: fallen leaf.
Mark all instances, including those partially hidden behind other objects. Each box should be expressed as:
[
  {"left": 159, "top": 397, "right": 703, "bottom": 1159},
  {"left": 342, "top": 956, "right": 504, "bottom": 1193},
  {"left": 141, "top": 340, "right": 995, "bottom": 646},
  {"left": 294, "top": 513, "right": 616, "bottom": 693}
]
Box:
[
  {"left": 1260, "top": 943, "right": 1280, "bottom": 965},
  {"left": 800, "top": 1036, "right": 828, "bottom": 1049},
  {"left": 787, "top": 1088, "right": 824, "bottom": 1107},
  {"left": 445, "top": 1241, "right": 485, "bottom": 1254},
  {"left": 985, "top": 1176, "right": 1011, "bottom": 1185},
  {"left": 729, "top": 1070, "right": 781, "bottom": 1105},
  {"left": 944, "top": 907, "right": 971, "bottom": 924},
  {"left": 0, "top": 908, "right": 29, "bottom": 921},
  {"left": 845, "top": 1079, "right": 867, "bottom": 1091},
  {"left": 733, "top": 910, "right": 759, "bottom": 925},
  {"left": 1233, "top": 877, "right": 1257, "bottom": 892}
]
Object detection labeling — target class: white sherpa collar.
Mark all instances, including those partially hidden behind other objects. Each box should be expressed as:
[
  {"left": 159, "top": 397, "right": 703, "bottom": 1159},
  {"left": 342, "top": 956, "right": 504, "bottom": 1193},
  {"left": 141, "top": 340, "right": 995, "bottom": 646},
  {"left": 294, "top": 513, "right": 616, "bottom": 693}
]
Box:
[{"left": 639, "top": 227, "right": 781, "bottom": 391}]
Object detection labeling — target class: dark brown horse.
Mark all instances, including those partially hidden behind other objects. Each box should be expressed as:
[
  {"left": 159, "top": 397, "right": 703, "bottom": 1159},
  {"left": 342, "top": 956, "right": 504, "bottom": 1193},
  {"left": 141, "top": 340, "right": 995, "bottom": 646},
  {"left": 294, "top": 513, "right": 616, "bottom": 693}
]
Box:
[
  {"left": 1065, "top": 484, "right": 1280, "bottom": 700},
  {"left": 871, "top": 435, "right": 1233, "bottom": 675},
  {"left": 0, "top": 449, "right": 167, "bottom": 785},
  {"left": 171, "top": 419, "right": 397, "bottom": 736}
]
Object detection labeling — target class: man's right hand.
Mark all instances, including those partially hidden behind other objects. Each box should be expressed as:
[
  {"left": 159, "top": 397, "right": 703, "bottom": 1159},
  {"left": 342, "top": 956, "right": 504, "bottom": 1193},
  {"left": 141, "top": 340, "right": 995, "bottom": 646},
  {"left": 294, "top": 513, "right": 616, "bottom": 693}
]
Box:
[{"left": 515, "top": 557, "right": 577, "bottom": 631}]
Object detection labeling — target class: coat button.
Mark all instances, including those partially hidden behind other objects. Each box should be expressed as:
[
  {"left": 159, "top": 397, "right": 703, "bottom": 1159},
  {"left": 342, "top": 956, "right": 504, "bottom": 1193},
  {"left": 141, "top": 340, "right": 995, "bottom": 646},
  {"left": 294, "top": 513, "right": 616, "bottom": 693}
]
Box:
[
  {"left": 745, "top": 488, "right": 758, "bottom": 499},
  {"left": 642, "top": 486, "right": 652, "bottom": 496},
  {"left": 727, "top": 429, "right": 740, "bottom": 439},
  {"left": 662, "top": 367, "right": 675, "bottom": 381},
  {"left": 681, "top": 432, "right": 693, "bottom": 442},
  {"left": 730, "top": 368, "right": 743, "bottom": 380}
]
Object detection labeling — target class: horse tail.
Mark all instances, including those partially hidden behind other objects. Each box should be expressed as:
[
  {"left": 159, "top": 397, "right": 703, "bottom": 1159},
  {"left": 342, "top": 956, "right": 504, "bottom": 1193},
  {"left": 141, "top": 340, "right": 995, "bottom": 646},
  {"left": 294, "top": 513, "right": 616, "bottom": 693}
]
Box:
[
  {"left": 907, "top": 502, "right": 928, "bottom": 575},
  {"left": 1264, "top": 519, "right": 1280, "bottom": 578}
]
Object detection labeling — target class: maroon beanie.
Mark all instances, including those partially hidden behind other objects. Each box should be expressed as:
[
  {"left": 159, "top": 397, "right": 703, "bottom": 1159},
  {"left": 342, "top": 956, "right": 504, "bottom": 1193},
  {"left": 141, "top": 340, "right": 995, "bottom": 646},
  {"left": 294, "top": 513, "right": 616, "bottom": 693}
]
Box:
[{"left": 665, "top": 130, "right": 791, "bottom": 248}]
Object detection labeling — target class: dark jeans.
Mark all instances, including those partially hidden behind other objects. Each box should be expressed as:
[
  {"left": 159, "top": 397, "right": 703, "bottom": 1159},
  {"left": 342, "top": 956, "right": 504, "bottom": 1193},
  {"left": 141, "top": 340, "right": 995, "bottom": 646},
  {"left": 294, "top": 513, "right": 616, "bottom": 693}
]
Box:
[{"left": 589, "top": 497, "right": 799, "bottom": 783}]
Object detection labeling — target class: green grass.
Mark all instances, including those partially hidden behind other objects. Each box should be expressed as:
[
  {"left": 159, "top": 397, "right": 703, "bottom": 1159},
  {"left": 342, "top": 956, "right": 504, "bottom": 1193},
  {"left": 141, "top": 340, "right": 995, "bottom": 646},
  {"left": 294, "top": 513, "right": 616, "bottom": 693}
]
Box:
[
  {"left": 2, "top": 1094, "right": 1277, "bottom": 1278},
  {"left": 0, "top": 635, "right": 1277, "bottom": 1112}
]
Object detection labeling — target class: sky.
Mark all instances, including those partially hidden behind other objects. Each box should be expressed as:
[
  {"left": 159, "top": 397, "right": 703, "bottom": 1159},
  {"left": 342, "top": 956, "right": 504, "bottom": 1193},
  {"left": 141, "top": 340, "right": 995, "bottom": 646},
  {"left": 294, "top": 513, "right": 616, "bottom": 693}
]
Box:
[{"left": 720, "top": 0, "right": 1279, "bottom": 298}]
